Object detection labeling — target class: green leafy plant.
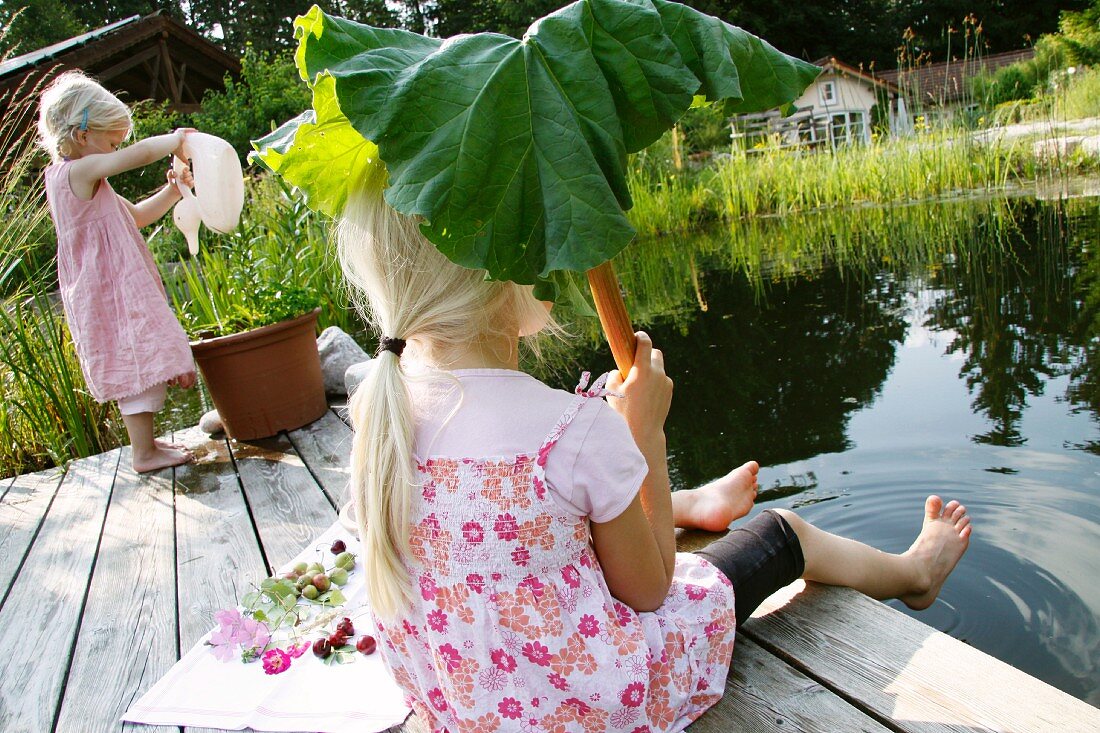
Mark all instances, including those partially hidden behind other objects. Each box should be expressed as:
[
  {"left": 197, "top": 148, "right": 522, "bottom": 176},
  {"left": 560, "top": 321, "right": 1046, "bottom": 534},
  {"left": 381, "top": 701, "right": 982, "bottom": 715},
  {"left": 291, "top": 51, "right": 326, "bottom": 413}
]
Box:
[{"left": 253, "top": 0, "right": 819, "bottom": 291}]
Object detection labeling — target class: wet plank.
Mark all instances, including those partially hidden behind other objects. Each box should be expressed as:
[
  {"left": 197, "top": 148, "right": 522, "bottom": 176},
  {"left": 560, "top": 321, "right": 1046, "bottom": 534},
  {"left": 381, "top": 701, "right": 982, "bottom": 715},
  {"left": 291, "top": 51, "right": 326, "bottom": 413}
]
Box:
[
  {"left": 56, "top": 447, "right": 178, "bottom": 733},
  {"left": 0, "top": 449, "right": 120, "bottom": 733},
  {"left": 286, "top": 409, "right": 353, "bottom": 510},
  {"left": 744, "top": 580, "right": 1100, "bottom": 733},
  {"left": 229, "top": 433, "right": 338, "bottom": 572},
  {"left": 0, "top": 466, "right": 65, "bottom": 605},
  {"left": 173, "top": 426, "right": 267, "bottom": 733},
  {"left": 690, "top": 636, "right": 891, "bottom": 732}
]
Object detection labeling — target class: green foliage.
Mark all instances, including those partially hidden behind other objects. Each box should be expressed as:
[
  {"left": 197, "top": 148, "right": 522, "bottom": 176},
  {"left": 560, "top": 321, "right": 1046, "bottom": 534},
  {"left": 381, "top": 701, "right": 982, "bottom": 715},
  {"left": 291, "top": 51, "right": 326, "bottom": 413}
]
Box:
[
  {"left": 256, "top": 1, "right": 818, "bottom": 288},
  {"left": 0, "top": 0, "right": 86, "bottom": 58},
  {"left": 190, "top": 46, "right": 311, "bottom": 160},
  {"left": 678, "top": 103, "right": 733, "bottom": 154},
  {"left": 164, "top": 176, "right": 356, "bottom": 340}
]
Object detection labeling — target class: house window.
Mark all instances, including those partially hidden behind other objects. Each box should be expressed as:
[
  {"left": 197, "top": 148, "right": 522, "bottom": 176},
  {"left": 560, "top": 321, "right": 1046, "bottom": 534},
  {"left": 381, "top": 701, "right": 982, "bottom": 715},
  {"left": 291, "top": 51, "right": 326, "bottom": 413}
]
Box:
[{"left": 820, "top": 81, "right": 836, "bottom": 105}]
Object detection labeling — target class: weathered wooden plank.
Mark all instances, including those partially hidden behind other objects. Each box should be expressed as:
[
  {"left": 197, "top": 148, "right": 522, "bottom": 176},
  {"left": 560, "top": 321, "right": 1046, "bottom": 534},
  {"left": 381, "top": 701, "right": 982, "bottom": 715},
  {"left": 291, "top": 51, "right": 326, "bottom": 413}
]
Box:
[
  {"left": 172, "top": 426, "right": 267, "bottom": 733},
  {"left": 0, "top": 449, "right": 120, "bottom": 733},
  {"left": 286, "top": 409, "right": 352, "bottom": 510},
  {"left": 0, "top": 474, "right": 14, "bottom": 501},
  {"left": 744, "top": 580, "right": 1100, "bottom": 733},
  {"left": 229, "top": 433, "right": 338, "bottom": 572},
  {"left": 0, "top": 466, "right": 65, "bottom": 606},
  {"left": 689, "top": 635, "right": 892, "bottom": 732},
  {"left": 56, "top": 446, "right": 178, "bottom": 733}
]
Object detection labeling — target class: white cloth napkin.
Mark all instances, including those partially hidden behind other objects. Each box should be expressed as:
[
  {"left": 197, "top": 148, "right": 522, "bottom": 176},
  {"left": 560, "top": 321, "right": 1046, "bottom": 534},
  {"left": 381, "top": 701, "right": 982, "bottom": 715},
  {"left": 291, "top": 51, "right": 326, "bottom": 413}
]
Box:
[{"left": 123, "top": 522, "right": 411, "bottom": 733}]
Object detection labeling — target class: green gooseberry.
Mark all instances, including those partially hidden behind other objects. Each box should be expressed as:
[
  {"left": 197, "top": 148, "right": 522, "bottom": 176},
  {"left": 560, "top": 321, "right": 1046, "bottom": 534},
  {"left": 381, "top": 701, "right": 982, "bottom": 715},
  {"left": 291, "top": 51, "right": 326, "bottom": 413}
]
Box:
[
  {"left": 302, "top": 584, "right": 319, "bottom": 600},
  {"left": 334, "top": 551, "right": 355, "bottom": 570},
  {"left": 329, "top": 567, "right": 349, "bottom": 586}
]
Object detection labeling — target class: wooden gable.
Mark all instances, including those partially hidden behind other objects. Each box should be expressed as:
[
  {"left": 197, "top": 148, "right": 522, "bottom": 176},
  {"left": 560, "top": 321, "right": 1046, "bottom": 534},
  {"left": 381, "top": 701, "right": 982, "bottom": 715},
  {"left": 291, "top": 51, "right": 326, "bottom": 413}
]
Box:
[{"left": 0, "top": 12, "right": 240, "bottom": 114}]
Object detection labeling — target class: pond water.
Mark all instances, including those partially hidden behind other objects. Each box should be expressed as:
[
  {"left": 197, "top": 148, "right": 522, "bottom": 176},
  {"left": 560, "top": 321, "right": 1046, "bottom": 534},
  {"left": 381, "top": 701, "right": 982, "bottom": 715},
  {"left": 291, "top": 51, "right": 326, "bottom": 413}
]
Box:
[{"left": 549, "top": 192, "right": 1100, "bottom": 705}]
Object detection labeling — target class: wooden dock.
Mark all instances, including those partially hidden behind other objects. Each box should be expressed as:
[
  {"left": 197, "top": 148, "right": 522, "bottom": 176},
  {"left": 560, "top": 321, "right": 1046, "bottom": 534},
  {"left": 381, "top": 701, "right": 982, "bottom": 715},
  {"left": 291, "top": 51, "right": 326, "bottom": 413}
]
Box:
[{"left": 1, "top": 404, "right": 1097, "bottom": 733}]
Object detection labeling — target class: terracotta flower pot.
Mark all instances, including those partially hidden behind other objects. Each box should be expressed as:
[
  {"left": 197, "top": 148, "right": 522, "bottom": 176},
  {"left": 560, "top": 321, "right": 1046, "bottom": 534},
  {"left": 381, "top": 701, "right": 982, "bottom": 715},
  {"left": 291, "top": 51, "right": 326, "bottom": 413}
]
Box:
[{"left": 190, "top": 308, "right": 327, "bottom": 440}]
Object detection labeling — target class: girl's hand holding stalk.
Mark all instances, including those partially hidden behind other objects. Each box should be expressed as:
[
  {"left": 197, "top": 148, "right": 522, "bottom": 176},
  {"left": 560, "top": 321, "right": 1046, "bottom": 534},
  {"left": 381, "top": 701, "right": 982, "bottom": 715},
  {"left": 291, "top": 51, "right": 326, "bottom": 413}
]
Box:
[{"left": 591, "top": 331, "right": 677, "bottom": 612}]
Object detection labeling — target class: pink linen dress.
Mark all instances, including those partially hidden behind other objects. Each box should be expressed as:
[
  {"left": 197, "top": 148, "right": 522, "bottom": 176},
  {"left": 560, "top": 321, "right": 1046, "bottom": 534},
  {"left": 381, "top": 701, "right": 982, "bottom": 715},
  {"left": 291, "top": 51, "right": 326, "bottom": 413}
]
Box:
[
  {"left": 44, "top": 160, "right": 194, "bottom": 402},
  {"left": 372, "top": 370, "right": 738, "bottom": 733}
]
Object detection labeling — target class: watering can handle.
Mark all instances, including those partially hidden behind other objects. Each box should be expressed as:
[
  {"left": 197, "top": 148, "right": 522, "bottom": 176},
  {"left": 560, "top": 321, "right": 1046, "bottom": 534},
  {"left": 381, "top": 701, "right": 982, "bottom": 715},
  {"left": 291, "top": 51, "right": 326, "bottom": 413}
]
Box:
[{"left": 587, "top": 262, "right": 637, "bottom": 379}]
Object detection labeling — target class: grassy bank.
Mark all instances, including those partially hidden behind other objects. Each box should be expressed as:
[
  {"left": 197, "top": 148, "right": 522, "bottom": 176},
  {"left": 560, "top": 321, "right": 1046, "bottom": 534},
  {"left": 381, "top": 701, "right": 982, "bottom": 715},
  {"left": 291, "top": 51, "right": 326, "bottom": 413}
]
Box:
[{"left": 627, "top": 123, "right": 1098, "bottom": 239}]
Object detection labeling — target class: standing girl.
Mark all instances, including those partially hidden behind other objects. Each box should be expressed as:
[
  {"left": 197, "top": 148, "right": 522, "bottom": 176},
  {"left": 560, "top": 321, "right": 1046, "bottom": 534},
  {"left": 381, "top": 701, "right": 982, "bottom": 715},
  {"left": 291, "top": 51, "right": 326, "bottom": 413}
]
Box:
[
  {"left": 340, "top": 186, "right": 972, "bottom": 732},
  {"left": 38, "top": 70, "right": 197, "bottom": 473}
]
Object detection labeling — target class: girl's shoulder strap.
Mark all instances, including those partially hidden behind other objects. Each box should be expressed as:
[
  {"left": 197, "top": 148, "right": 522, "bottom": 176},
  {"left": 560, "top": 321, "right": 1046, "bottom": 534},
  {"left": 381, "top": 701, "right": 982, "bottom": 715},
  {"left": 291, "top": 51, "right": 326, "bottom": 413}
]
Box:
[{"left": 536, "top": 371, "right": 620, "bottom": 467}]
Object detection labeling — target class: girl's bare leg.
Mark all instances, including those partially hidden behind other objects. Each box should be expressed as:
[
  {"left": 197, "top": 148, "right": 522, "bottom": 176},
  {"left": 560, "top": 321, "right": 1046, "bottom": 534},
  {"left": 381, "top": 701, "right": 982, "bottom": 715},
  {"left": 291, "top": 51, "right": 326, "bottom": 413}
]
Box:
[
  {"left": 774, "top": 495, "right": 971, "bottom": 610},
  {"left": 672, "top": 461, "right": 760, "bottom": 532},
  {"left": 122, "top": 412, "right": 192, "bottom": 473}
]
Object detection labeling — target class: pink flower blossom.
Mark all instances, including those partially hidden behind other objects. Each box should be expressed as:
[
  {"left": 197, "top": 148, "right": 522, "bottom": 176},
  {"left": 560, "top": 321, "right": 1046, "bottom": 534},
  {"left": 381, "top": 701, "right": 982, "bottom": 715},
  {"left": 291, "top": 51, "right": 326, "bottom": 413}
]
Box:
[
  {"left": 519, "top": 575, "right": 545, "bottom": 597},
  {"left": 466, "top": 573, "right": 485, "bottom": 594},
  {"left": 522, "top": 641, "right": 551, "bottom": 666},
  {"left": 547, "top": 672, "right": 568, "bottom": 691},
  {"left": 491, "top": 648, "right": 517, "bottom": 672},
  {"left": 498, "top": 697, "right": 524, "bottom": 720},
  {"left": 494, "top": 513, "right": 519, "bottom": 540},
  {"left": 620, "top": 682, "right": 645, "bottom": 708},
  {"left": 685, "top": 584, "right": 708, "bottom": 601},
  {"left": 427, "top": 609, "right": 449, "bottom": 633},
  {"left": 532, "top": 474, "right": 546, "bottom": 500},
  {"left": 438, "top": 643, "right": 462, "bottom": 672},
  {"left": 462, "top": 521, "right": 485, "bottom": 544},
  {"left": 511, "top": 546, "right": 531, "bottom": 566},
  {"left": 564, "top": 697, "right": 591, "bottom": 715},
  {"left": 561, "top": 565, "right": 581, "bottom": 589},
  {"left": 419, "top": 574, "right": 438, "bottom": 601},
  {"left": 578, "top": 614, "right": 600, "bottom": 638},
  {"left": 428, "top": 687, "right": 449, "bottom": 712},
  {"left": 614, "top": 602, "right": 633, "bottom": 627},
  {"left": 262, "top": 648, "right": 291, "bottom": 675}
]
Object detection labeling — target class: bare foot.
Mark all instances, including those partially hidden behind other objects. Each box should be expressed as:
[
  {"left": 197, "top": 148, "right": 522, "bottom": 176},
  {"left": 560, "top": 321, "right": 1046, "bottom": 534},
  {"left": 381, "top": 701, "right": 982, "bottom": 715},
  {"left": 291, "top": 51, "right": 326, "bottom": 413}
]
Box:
[
  {"left": 132, "top": 445, "right": 193, "bottom": 473},
  {"left": 154, "top": 438, "right": 187, "bottom": 451},
  {"left": 672, "top": 461, "right": 760, "bottom": 532},
  {"left": 899, "top": 495, "right": 971, "bottom": 610}
]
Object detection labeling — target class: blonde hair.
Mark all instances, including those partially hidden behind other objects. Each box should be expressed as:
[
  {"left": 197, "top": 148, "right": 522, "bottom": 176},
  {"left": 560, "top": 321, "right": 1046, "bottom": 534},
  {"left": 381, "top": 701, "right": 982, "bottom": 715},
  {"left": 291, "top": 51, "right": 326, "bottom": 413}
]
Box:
[
  {"left": 37, "top": 70, "right": 132, "bottom": 162},
  {"left": 337, "top": 186, "right": 552, "bottom": 620}
]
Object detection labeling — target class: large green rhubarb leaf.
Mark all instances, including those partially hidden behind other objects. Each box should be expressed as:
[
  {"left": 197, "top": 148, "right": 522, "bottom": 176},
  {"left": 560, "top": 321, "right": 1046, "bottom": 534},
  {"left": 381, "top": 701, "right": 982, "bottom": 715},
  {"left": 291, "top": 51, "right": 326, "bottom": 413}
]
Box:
[{"left": 254, "top": 0, "right": 819, "bottom": 286}]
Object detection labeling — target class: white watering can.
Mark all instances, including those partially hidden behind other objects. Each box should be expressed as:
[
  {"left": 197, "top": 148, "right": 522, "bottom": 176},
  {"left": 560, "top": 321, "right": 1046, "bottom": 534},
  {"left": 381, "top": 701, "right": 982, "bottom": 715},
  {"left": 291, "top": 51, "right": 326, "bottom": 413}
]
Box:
[{"left": 172, "top": 132, "right": 245, "bottom": 254}]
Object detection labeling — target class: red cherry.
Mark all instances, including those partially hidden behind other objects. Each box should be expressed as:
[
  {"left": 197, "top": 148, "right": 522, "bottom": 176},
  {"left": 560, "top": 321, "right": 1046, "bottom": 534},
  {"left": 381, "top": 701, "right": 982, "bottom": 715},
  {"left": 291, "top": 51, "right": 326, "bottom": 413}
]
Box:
[
  {"left": 312, "top": 638, "right": 332, "bottom": 658},
  {"left": 330, "top": 539, "right": 347, "bottom": 555},
  {"left": 338, "top": 618, "right": 355, "bottom": 636},
  {"left": 330, "top": 632, "right": 348, "bottom": 648},
  {"left": 357, "top": 635, "right": 377, "bottom": 655}
]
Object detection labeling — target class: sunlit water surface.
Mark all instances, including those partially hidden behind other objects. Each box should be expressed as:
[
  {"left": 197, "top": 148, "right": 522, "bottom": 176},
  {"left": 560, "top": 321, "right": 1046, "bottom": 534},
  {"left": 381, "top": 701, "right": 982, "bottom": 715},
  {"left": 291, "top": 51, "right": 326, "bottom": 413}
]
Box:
[{"left": 551, "top": 193, "right": 1100, "bottom": 704}]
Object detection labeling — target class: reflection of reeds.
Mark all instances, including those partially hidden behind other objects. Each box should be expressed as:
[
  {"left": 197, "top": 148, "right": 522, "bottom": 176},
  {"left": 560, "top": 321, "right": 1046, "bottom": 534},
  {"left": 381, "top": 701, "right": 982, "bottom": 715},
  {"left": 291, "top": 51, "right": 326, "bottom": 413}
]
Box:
[{"left": 614, "top": 196, "right": 1021, "bottom": 333}]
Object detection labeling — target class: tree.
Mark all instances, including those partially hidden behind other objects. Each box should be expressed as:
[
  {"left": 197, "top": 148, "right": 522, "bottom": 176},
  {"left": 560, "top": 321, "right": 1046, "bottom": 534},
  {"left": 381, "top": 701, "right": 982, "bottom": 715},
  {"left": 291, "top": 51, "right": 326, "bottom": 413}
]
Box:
[{"left": 0, "top": 0, "right": 86, "bottom": 58}]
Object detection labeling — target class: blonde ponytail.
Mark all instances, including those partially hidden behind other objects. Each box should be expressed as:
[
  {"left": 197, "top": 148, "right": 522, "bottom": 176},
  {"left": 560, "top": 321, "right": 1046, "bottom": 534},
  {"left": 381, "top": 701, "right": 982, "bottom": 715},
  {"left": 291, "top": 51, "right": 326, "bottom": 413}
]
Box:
[{"left": 337, "top": 186, "right": 552, "bottom": 620}]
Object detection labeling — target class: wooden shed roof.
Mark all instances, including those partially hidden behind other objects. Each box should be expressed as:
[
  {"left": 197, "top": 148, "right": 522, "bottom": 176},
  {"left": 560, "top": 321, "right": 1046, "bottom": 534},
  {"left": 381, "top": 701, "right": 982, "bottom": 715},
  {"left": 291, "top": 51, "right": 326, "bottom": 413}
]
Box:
[
  {"left": 0, "top": 11, "right": 240, "bottom": 113},
  {"left": 877, "top": 49, "right": 1035, "bottom": 106}
]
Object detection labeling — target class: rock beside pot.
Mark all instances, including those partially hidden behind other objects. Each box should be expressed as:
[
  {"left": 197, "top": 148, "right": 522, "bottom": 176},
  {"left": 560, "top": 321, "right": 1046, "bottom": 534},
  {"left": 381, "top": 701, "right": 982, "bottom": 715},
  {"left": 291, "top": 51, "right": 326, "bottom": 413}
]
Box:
[
  {"left": 344, "top": 360, "right": 374, "bottom": 397},
  {"left": 318, "top": 326, "right": 371, "bottom": 395}
]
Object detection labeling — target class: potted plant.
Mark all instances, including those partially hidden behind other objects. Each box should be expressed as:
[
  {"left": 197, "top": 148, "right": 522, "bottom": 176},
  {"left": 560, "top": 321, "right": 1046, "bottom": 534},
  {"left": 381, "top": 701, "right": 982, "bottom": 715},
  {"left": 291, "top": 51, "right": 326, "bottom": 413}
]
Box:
[{"left": 169, "top": 183, "right": 330, "bottom": 441}]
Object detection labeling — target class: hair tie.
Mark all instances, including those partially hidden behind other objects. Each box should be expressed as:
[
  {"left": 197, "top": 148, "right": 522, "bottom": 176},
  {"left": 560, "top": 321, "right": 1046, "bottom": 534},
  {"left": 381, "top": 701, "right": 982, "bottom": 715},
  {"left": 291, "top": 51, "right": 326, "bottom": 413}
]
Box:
[
  {"left": 79, "top": 107, "right": 89, "bottom": 131},
  {"left": 378, "top": 336, "right": 406, "bottom": 357}
]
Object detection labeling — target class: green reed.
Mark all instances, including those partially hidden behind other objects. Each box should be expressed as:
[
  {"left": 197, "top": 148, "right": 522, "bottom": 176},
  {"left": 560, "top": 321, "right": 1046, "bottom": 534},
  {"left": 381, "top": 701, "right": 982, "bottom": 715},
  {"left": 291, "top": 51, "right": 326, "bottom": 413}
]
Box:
[
  {"left": 0, "top": 74, "right": 126, "bottom": 478},
  {"left": 163, "top": 176, "right": 364, "bottom": 342}
]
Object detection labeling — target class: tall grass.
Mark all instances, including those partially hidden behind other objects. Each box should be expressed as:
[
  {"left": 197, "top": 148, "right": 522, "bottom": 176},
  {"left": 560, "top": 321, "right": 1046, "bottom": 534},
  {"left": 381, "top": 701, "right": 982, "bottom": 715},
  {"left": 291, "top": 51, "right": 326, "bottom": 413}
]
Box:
[{"left": 0, "top": 76, "right": 124, "bottom": 478}]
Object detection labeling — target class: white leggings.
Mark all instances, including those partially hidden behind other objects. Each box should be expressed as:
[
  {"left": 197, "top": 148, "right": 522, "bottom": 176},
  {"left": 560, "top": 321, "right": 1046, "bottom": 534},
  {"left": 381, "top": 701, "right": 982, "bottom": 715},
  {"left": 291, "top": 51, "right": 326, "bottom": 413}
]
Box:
[{"left": 117, "top": 382, "right": 167, "bottom": 415}]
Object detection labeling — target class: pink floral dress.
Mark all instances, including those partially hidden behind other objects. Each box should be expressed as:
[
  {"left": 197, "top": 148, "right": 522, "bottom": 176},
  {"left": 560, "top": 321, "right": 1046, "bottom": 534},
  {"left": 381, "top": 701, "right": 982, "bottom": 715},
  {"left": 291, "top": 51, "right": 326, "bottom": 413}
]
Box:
[{"left": 372, "top": 375, "right": 737, "bottom": 733}]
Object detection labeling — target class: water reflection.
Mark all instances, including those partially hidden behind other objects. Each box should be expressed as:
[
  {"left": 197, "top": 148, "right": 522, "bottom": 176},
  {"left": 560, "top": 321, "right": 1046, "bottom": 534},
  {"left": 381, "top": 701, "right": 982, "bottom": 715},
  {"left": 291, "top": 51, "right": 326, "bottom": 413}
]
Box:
[{"left": 552, "top": 192, "right": 1100, "bottom": 704}]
